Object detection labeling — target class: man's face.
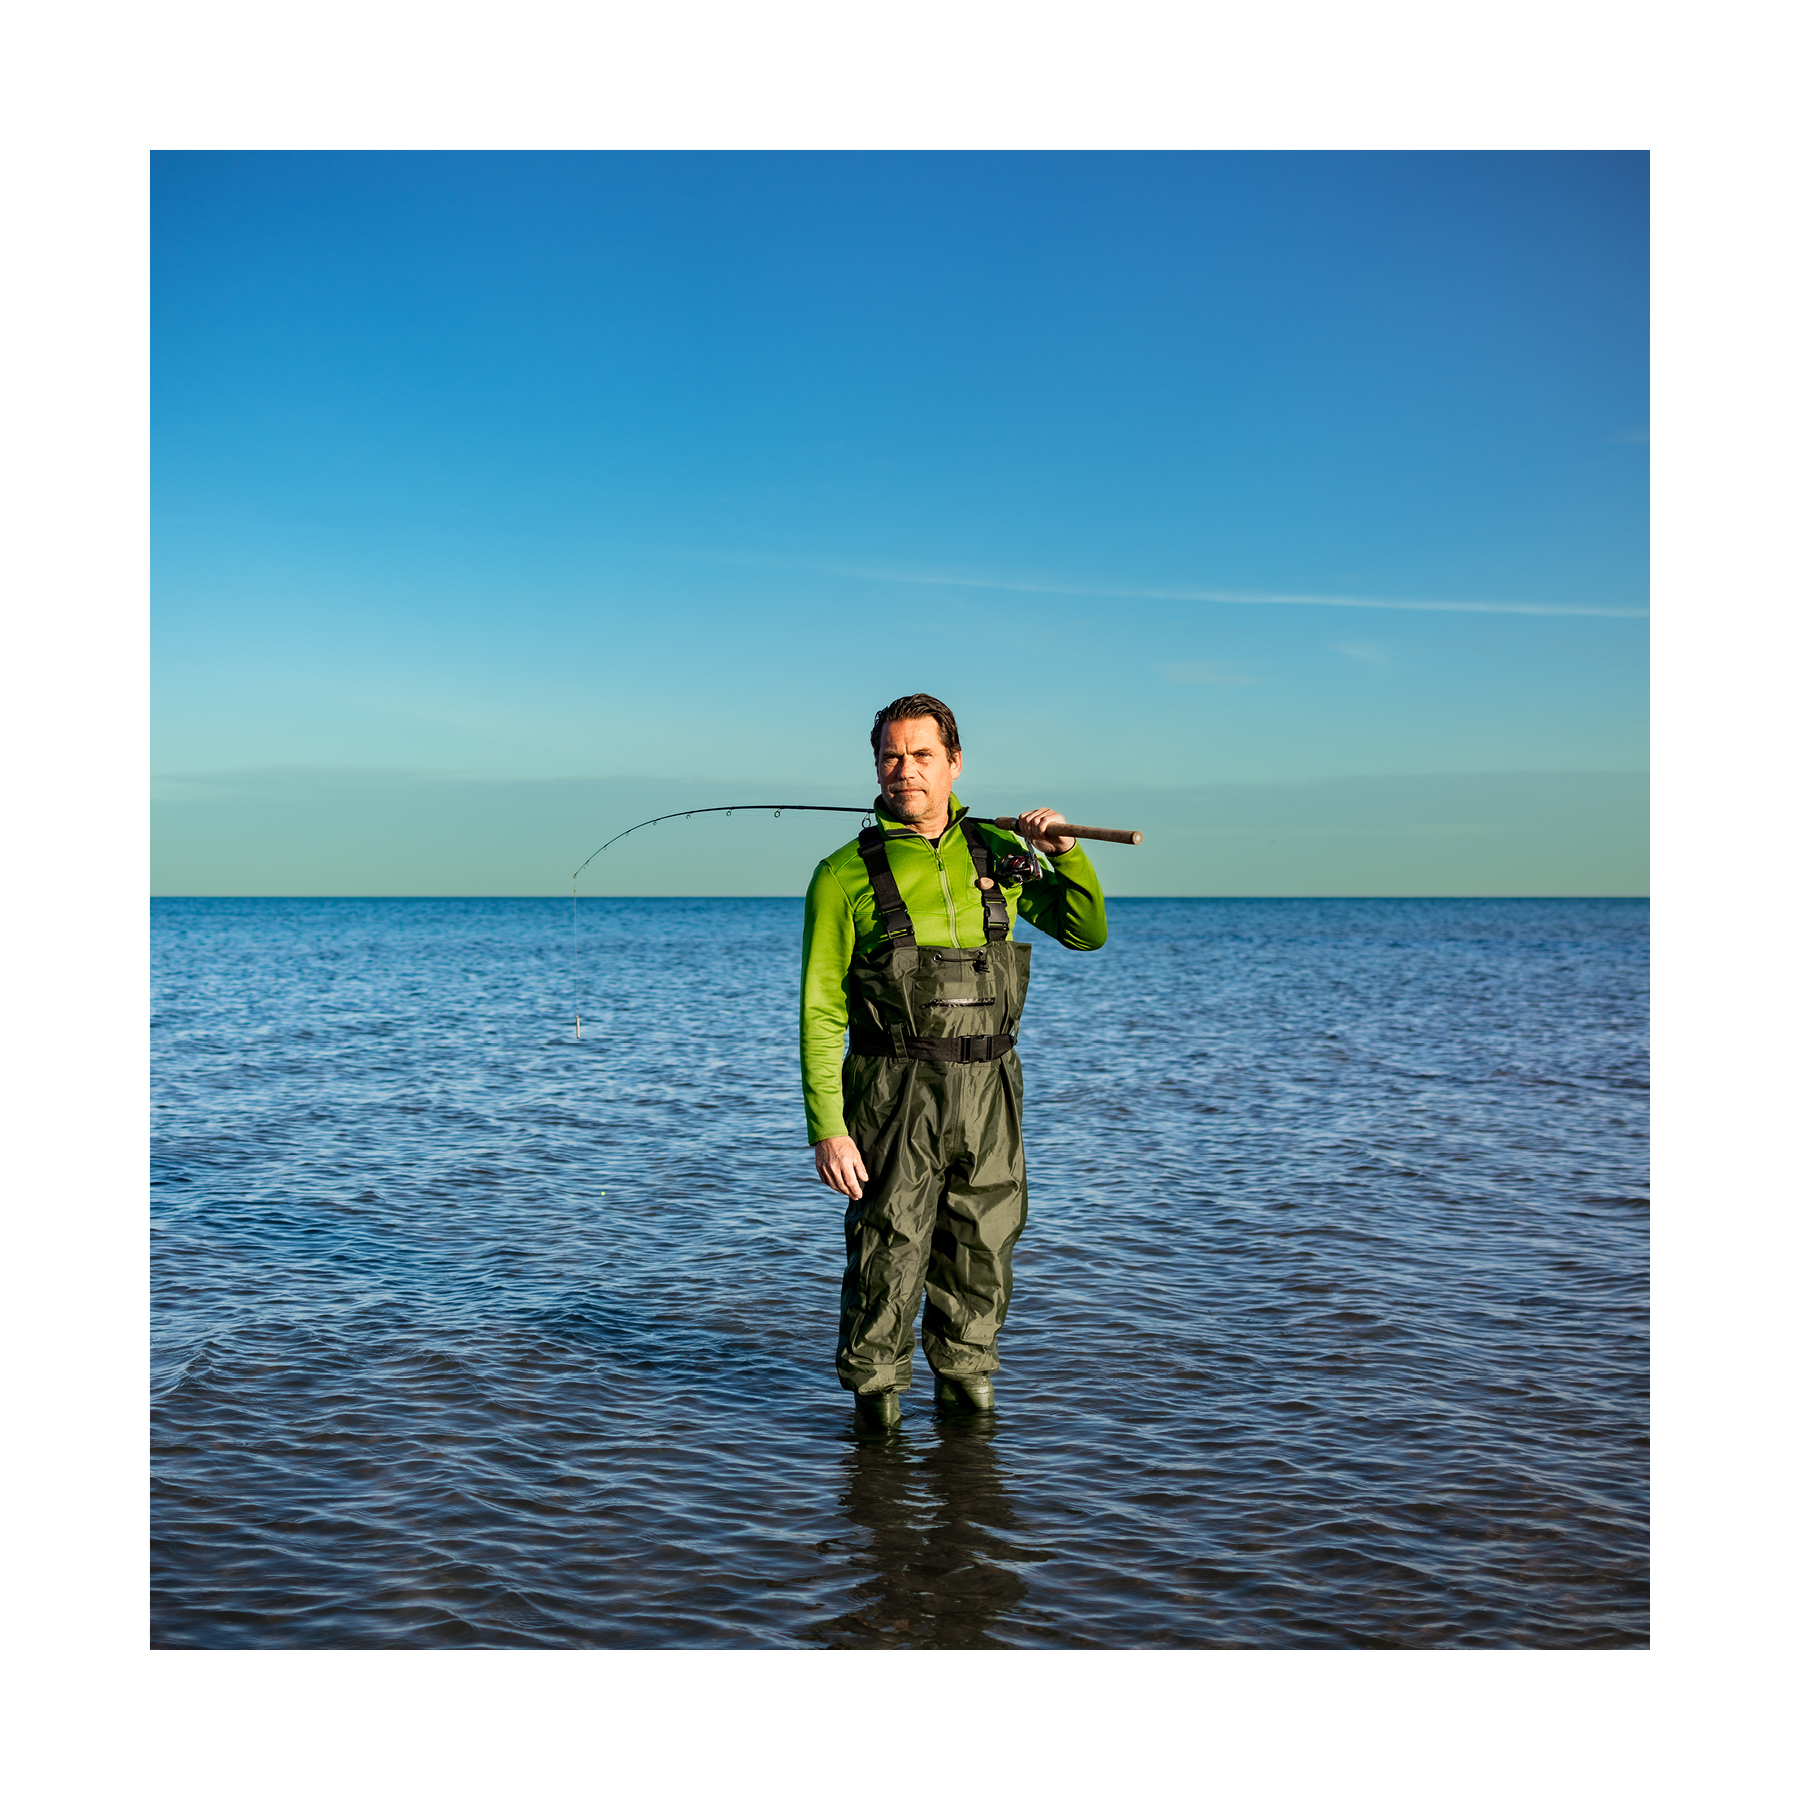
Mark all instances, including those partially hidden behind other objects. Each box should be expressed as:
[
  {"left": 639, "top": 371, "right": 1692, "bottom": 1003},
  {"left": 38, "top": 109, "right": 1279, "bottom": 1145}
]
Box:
[{"left": 876, "top": 716, "right": 963, "bottom": 826}]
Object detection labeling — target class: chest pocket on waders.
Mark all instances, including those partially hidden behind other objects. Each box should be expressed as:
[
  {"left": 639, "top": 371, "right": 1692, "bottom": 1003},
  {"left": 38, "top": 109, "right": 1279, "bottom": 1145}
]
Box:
[{"left": 844, "top": 816, "right": 1032, "bottom": 1064}]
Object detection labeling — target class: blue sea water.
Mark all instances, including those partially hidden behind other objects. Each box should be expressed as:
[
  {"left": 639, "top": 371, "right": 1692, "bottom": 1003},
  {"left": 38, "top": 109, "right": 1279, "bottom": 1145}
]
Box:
[{"left": 151, "top": 896, "right": 1648, "bottom": 1649}]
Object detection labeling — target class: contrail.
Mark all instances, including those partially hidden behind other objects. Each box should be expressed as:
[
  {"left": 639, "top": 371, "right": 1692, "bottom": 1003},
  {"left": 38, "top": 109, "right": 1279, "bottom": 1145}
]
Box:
[
  {"left": 811, "top": 562, "right": 1648, "bottom": 620},
  {"left": 687, "top": 551, "right": 1646, "bottom": 619}
]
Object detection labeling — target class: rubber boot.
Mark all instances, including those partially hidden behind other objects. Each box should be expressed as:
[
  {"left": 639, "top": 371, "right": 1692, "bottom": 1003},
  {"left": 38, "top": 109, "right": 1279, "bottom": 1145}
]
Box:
[
  {"left": 933, "top": 1372, "right": 995, "bottom": 1412},
  {"left": 854, "top": 1388, "right": 902, "bottom": 1430}
]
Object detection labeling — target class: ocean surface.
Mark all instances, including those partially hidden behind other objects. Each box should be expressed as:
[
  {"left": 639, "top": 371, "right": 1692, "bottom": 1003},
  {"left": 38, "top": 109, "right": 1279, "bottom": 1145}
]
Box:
[{"left": 151, "top": 896, "right": 1648, "bottom": 1649}]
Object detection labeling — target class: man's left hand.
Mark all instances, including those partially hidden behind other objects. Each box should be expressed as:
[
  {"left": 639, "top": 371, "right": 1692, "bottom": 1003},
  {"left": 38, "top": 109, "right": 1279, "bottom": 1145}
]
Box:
[{"left": 1014, "top": 808, "right": 1075, "bottom": 856}]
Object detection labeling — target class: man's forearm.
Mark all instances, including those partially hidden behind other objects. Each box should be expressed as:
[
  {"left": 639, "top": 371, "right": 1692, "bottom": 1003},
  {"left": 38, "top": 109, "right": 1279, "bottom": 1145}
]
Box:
[
  {"left": 802, "top": 1031, "right": 850, "bottom": 1143},
  {"left": 1022, "top": 841, "right": 1109, "bottom": 950}
]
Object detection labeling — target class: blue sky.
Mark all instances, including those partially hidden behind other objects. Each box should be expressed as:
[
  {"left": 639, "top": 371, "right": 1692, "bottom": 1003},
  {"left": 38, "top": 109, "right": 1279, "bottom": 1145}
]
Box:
[{"left": 152, "top": 151, "right": 1647, "bottom": 892}]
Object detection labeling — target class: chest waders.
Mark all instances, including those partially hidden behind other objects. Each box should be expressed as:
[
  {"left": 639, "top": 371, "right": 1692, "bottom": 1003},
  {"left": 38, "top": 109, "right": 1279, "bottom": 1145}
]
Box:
[{"left": 836, "top": 818, "right": 1032, "bottom": 1397}]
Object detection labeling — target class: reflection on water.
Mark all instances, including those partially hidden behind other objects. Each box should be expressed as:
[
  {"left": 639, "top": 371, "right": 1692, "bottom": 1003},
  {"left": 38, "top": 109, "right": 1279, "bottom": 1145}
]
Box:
[
  {"left": 810, "top": 1415, "right": 1039, "bottom": 1649},
  {"left": 152, "top": 898, "right": 1647, "bottom": 1648}
]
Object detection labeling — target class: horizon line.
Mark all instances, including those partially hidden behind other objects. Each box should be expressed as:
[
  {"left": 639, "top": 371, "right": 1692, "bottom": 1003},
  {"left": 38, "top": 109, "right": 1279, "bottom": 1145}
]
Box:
[{"left": 148, "top": 892, "right": 1652, "bottom": 902}]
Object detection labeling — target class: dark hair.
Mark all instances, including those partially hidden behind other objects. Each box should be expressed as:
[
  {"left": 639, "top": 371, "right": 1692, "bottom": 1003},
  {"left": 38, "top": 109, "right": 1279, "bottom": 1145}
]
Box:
[{"left": 870, "top": 693, "right": 962, "bottom": 759}]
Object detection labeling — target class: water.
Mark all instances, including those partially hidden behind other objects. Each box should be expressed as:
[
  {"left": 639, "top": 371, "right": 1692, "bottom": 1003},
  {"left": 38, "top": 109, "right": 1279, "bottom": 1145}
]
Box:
[{"left": 151, "top": 896, "right": 1648, "bottom": 1649}]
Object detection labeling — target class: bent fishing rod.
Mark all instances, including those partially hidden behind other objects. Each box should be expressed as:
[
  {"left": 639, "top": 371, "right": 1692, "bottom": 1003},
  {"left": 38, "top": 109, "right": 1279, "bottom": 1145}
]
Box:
[
  {"left": 572, "top": 804, "right": 1142, "bottom": 883},
  {"left": 568, "top": 804, "right": 1144, "bottom": 1039}
]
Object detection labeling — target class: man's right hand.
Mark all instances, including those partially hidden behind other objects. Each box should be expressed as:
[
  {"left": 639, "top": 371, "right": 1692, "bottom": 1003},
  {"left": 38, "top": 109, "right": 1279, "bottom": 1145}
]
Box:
[{"left": 814, "top": 1135, "right": 869, "bottom": 1200}]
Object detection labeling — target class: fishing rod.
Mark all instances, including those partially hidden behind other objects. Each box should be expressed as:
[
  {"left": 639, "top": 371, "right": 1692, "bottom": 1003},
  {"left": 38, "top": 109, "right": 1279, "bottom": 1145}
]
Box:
[
  {"left": 571, "top": 805, "right": 1142, "bottom": 881},
  {"left": 572, "top": 805, "right": 875, "bottom": 883},
  {"left": 569, "top": 803, "right": 1144, "bottom": 1038}
]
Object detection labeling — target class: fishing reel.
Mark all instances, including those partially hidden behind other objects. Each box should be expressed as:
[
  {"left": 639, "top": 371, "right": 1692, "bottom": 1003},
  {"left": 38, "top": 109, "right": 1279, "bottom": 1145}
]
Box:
[{"left": 994, "top": 848, "right": 1043, "bottom": 884}]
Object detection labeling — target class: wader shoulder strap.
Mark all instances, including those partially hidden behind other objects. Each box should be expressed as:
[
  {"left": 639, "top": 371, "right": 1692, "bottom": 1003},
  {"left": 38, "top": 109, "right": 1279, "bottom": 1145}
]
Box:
[
  {"left": 857, "top": 828, "right": 915, "bottom": 946},
  {"left": 958, "top": 818, "right": 1012, "bottom": 943}
]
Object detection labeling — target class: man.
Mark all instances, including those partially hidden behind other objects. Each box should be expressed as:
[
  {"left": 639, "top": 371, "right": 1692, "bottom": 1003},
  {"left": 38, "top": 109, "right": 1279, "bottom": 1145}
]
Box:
[{"left": 801, "top": 693, "right": 1108, "bottom": 1429}]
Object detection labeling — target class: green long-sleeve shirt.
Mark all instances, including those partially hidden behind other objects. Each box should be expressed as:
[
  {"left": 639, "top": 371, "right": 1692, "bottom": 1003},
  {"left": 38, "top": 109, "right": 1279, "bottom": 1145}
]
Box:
[{"left": 800, "top": 793, "right": 1108, "bottom": 1143}]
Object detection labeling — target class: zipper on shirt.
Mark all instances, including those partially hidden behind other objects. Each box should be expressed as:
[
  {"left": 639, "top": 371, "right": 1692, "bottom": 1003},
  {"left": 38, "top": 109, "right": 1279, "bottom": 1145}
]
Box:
[
  {"left": 933, "top": 847, "right": 963, "bottom": 949},
  {"left": 884, "top": 821, "right": 965, "bottom": 948}
]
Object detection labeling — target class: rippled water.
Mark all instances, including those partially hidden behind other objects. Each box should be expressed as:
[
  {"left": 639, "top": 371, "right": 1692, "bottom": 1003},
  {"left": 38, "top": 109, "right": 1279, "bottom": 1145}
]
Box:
[{"left": 151, "top": 897, "right": 1647, "bottom": 1649}]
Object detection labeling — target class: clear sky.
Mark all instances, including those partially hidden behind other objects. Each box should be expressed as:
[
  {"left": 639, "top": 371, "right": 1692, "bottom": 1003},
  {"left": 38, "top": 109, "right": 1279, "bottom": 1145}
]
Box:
[{"left": 151, "top": 151, "right": 1648, "bottom": 894}]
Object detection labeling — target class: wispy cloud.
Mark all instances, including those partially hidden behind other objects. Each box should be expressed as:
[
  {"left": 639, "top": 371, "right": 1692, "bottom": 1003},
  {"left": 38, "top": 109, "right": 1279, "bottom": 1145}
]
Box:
[
  {"left": 693, "top": 552, "right": 1648, "bottom": 619},
  {"left": 1160, "top": 661, "right": 1259, "bottom": 686},
  {"left": 1334, "top": 641, "right": 1395, "bottom": 667}
]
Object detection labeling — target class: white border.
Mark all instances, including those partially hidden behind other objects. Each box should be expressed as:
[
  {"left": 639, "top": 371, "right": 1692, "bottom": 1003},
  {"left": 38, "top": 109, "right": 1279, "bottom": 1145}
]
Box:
[{"left": 8, "top": 1, "right": 1790, "bottom": 1792}]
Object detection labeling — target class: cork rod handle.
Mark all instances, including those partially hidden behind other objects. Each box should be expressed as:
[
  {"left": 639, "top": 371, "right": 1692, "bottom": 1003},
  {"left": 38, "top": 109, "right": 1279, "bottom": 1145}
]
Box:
[{"left": 991, "top": 817, "right": 1144, "bottom": 846}]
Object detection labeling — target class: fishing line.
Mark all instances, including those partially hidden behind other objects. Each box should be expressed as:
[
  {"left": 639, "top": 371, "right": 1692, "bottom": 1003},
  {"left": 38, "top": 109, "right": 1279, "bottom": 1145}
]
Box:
[
  {"left": 567, "top": 805, "right": 1142, "bottom": 1040},
  {"left": 569, "top": 805, "right": 875, "bottom": 1040}
]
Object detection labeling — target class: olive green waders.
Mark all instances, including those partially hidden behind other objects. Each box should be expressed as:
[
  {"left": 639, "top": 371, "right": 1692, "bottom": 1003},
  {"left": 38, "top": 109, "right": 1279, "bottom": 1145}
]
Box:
[{"left": 836, "top": 819, "right": 1031, "bottom": 1396}]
